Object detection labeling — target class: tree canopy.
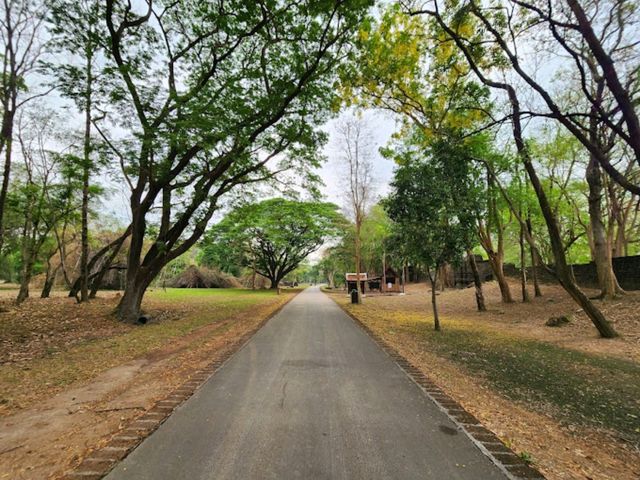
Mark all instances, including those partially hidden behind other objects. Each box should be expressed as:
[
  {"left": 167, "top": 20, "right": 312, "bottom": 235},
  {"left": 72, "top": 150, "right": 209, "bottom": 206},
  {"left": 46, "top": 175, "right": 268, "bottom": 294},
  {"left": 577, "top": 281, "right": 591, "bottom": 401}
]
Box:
[{"left": 201, "top": 199, "right": 345, "bottom": 289}]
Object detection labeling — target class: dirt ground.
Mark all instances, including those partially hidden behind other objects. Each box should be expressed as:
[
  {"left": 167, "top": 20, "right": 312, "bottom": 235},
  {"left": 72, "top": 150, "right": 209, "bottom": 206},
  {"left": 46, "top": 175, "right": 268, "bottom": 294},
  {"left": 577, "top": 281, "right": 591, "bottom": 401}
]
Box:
[
  {"left": 0, "top": 288, "right": 296, "bottom": 480},
  {"left": 328, "top": 280, "right": 640, "bottom": 480}
]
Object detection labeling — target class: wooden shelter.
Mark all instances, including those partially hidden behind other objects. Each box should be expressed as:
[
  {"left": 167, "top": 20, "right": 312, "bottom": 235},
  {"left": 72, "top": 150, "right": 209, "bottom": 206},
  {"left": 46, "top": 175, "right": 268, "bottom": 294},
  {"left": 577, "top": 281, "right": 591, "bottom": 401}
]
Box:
[
  {"left": 367, "top": 267, "right": 402, "bottom": 293},
  {"left": 345, "top": 273, "right": 367, "bottom": 293}
]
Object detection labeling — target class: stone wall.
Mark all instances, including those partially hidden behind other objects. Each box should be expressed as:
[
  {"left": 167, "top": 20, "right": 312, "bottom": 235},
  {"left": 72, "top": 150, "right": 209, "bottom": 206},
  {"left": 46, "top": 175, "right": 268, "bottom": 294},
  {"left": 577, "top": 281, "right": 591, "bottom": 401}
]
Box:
[{"left": 500, "top": 255, "right": 640, "bottom": 291}]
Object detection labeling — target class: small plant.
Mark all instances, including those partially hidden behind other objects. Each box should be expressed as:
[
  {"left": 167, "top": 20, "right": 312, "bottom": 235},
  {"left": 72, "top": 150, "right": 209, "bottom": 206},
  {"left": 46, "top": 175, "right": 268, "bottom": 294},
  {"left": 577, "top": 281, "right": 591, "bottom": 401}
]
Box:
[{"left": 519, "top": 451, "right": 534, "bottom": 465}]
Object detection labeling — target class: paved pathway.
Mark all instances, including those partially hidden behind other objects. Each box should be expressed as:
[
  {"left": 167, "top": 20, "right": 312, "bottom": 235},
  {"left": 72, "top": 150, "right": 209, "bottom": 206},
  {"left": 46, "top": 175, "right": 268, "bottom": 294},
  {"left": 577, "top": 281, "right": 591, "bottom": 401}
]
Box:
[{"left": 106, "top": 287, "right": 506, "bottom": 479}]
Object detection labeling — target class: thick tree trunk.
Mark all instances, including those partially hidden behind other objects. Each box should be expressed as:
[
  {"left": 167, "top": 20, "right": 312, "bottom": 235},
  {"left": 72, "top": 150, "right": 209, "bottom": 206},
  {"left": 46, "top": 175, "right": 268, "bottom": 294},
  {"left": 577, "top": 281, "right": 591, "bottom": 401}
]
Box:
[
  {"left": 429, "top": 268, "right": 440, "bottom": 331},
  {"left": 116, "top": 210, "right": 148, "bottom": 323},
  {"left": 467, "top": 250, "right": 486, "bottom": 312},
  {"left": 116, "top": 281, "right": 147, "bottom": 323},
  {"left": 485, "top": 253, "right": 513, "bottom": 303},
  {"left": 587, "top": 157, "right": 619, "bottom": 299}
]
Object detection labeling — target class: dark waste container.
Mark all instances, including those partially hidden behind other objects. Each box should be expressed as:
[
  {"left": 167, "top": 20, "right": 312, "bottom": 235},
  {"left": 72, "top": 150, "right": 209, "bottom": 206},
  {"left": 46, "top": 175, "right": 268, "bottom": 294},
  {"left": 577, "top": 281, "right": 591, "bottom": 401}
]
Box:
[{"left": 351, "top": 289, "right": 359, "bottom": 304}]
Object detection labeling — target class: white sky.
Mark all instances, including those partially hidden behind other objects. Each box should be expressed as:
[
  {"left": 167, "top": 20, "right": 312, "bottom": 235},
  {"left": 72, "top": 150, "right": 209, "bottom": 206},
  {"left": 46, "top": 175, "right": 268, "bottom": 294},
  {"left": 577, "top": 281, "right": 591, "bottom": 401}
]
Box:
[{"left": 319, "top": 109, "right": 397, "bottom": 206}]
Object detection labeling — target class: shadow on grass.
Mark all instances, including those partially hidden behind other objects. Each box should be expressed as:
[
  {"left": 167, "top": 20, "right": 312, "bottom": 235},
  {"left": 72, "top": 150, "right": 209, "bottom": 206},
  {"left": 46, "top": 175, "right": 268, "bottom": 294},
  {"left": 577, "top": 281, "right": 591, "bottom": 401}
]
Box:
[{"left": 407, "top": 319, "right": 640, "bottom": 445}]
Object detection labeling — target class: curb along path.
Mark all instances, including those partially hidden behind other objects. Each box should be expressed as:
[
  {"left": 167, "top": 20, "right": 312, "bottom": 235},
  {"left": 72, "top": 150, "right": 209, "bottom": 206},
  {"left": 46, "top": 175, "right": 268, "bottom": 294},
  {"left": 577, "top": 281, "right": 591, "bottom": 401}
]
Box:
[{"left": 331, "top": 295, "right": 545, "bottom": 480}]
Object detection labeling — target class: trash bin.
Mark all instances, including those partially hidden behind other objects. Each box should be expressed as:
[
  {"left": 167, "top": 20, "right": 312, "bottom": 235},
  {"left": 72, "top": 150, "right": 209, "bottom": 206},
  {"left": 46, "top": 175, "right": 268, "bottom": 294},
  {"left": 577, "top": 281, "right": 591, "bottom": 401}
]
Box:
[{"left": 351, "top": 289, "right": 359, "bottom": 304}]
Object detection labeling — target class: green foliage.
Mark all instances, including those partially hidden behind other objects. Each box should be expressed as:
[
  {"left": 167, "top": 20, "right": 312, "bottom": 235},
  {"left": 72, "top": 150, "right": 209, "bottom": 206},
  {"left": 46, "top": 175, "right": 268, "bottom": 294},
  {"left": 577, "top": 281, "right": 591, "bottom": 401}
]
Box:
[
  {"left": 201, "top": 199, "right": 346, "bottom": 287},
  {"left": 384, "top": 129, "right": 482, "bottom": 275}
]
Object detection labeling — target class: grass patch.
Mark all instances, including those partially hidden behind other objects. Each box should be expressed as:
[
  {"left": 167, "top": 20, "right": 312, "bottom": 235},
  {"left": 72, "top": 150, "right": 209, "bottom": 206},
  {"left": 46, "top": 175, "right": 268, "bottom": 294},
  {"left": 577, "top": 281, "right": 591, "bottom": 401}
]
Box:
[{"left": 0, "top": 288, "right": 293, "bottom": 413}]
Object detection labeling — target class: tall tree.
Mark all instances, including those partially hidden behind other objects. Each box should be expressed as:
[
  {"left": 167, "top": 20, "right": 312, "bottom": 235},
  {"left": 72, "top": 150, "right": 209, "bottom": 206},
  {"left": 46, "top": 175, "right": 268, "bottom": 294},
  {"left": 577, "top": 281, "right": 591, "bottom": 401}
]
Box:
[
  {"left": 96, "top": 0, "right": 371, "bottom": 322},
  {"left": 13, "top": 108, "right": 79, "bottom": 303},
  {"left": 201, "top": 199, "right": 344, "bottom": 289},
  {"left": 335, "top": 115, "right": 375, "bottom": 302},
  {"left": 47, "top": 0, "right": 106, "bottom": 302},
  {"left": 0, "top": 0, "right": 47, "bottom": 254},
  {"left": 385, "top": 129, "right": 480, "bottom": 330},
  {"left": 416, "top": 0, "right": 619, "bottom": 337}
]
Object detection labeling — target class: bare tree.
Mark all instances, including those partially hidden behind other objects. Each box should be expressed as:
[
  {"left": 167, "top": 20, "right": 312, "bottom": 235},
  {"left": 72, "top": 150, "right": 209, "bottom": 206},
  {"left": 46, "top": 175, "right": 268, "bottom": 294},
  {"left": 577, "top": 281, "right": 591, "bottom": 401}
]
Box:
[
  {"left": 335, "top": 114, "right": 376, "bottom": 303},
  {"left": 0, "top": 0, "right": 47, "bottom": 254}
]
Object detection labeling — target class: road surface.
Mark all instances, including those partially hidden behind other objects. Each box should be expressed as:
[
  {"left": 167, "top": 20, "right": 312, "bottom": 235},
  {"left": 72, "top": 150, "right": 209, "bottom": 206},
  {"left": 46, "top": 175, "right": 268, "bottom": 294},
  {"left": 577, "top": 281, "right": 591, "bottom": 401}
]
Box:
[{"left": 106, "top": 287, "right": 506, "bottom": 479}]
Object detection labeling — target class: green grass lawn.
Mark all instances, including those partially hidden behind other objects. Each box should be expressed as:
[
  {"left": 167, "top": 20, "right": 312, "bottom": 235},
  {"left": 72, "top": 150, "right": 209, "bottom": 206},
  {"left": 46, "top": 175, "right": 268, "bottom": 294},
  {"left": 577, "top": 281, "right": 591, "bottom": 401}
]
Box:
[{"left": 1, "top": 288, "right": 294, "bottom": 413}]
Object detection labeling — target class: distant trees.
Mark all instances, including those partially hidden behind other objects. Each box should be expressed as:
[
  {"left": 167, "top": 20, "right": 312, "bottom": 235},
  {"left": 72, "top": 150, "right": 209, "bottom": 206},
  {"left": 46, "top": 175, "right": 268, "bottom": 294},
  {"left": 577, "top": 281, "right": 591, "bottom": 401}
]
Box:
[
  {"left": 201, "top": 199, "right": 344, "bottom": 289},
  {"left": 12, "top": 108, "right": 81, "bottom": 303}
]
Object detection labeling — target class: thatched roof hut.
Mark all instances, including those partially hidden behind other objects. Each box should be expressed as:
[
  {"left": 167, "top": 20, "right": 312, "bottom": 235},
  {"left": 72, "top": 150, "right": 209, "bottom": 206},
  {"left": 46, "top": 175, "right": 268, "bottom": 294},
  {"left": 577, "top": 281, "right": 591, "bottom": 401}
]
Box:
[{"left": 170, "top": 266, "right": 241, "bottom": 288}]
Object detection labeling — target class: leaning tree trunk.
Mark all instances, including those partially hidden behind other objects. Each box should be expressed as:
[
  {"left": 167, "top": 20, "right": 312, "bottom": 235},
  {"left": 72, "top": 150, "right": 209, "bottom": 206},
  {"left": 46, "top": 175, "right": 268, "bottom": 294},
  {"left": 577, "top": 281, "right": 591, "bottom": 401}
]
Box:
[
  {"left": 507, "top": 88, "right": 617, "bottom": 338},
  {"left": 41, "top": 261, "right": 60, "bottom": 298},
  {"left": 69, "top": 226, "right": 131, "bottom": 298},
  {"left": 467, "top": 250, "right": 486, "bottom": 312},
  {"left": 485, "top": 252, "right": 513, "bottom": 303}
]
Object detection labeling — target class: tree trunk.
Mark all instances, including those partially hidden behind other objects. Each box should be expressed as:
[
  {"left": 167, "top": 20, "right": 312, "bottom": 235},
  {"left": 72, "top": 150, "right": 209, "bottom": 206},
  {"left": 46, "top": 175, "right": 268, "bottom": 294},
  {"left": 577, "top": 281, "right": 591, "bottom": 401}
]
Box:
[
  {"left": 506, "top": 88, "right": 617, "bottom": 338},
  {"left": 429, "top": 268, "right": 440, "bottom": 331},
  {"left": 467, "top": 250, "right": 486, "bottom": 312},
  {"left": 587, "top": 157, "right": 619, "bottom": 299},
  {"left": 0, "top": 114, "right": 14, "bottom": 254},
  {"left": 354, "top": 221, "right": 362, "bottom": 303},
  {"left": 116, "top": 284, "right": 146, "bottom": 323},
  {"left": 80, "top": 70, "right": 92, "bottom": 302},
  {"left": 527, "top": 217, "right": 542, "bottom": 297},
  {"left": 251, "top": 257, "right": 257, "bottom": 290},
  {"left": 327, "top": 271, "right": 335, "bottom": 289},
  {"left": 69, "top": 226, "right": 130, "bottom": 298},
  {"left": 519, "top": 221, "right": 530, "bottom": 302},
  {"left": 17, "top": 249, "right": 35, "bottom": 304},
  {"left": 587, "top": 152, "right": 621, "bottom": 299},
  {"left": 478, "top": 218, "right": 513, "bottom": 303},
  {"left": 41, "top": 261, "right": 60, "bottom": 298},
  {"left": 485, "top": 252, "right": 513, "bottom": 303}
]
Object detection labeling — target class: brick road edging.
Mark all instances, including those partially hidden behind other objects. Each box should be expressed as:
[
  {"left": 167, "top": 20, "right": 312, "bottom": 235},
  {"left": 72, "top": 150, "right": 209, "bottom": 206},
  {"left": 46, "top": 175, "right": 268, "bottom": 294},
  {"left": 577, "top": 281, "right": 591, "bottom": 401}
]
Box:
[
  {"left": 334, "top": 300, "right": 546, "bottom": 480},
  {"left": 61, "top": 292, "right": 299, "bottom": 480}
]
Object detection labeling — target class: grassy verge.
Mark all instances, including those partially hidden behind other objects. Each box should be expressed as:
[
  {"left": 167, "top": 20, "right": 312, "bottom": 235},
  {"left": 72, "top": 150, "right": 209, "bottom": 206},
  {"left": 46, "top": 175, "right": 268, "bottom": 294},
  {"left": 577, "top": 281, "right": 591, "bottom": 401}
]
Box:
[
  {"left": 0, "top": 288, "right": 295, "bottom": 414},
  {"left": 332, "top": 294, "right": 640, "bottom": 446}
]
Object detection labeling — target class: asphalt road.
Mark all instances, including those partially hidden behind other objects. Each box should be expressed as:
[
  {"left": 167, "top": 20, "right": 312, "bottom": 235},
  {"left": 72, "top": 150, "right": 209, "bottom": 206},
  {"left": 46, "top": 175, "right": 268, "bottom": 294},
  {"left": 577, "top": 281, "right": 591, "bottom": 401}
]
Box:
[{"left": 106, "top": 287, "right": 506, "bottom": 480}]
